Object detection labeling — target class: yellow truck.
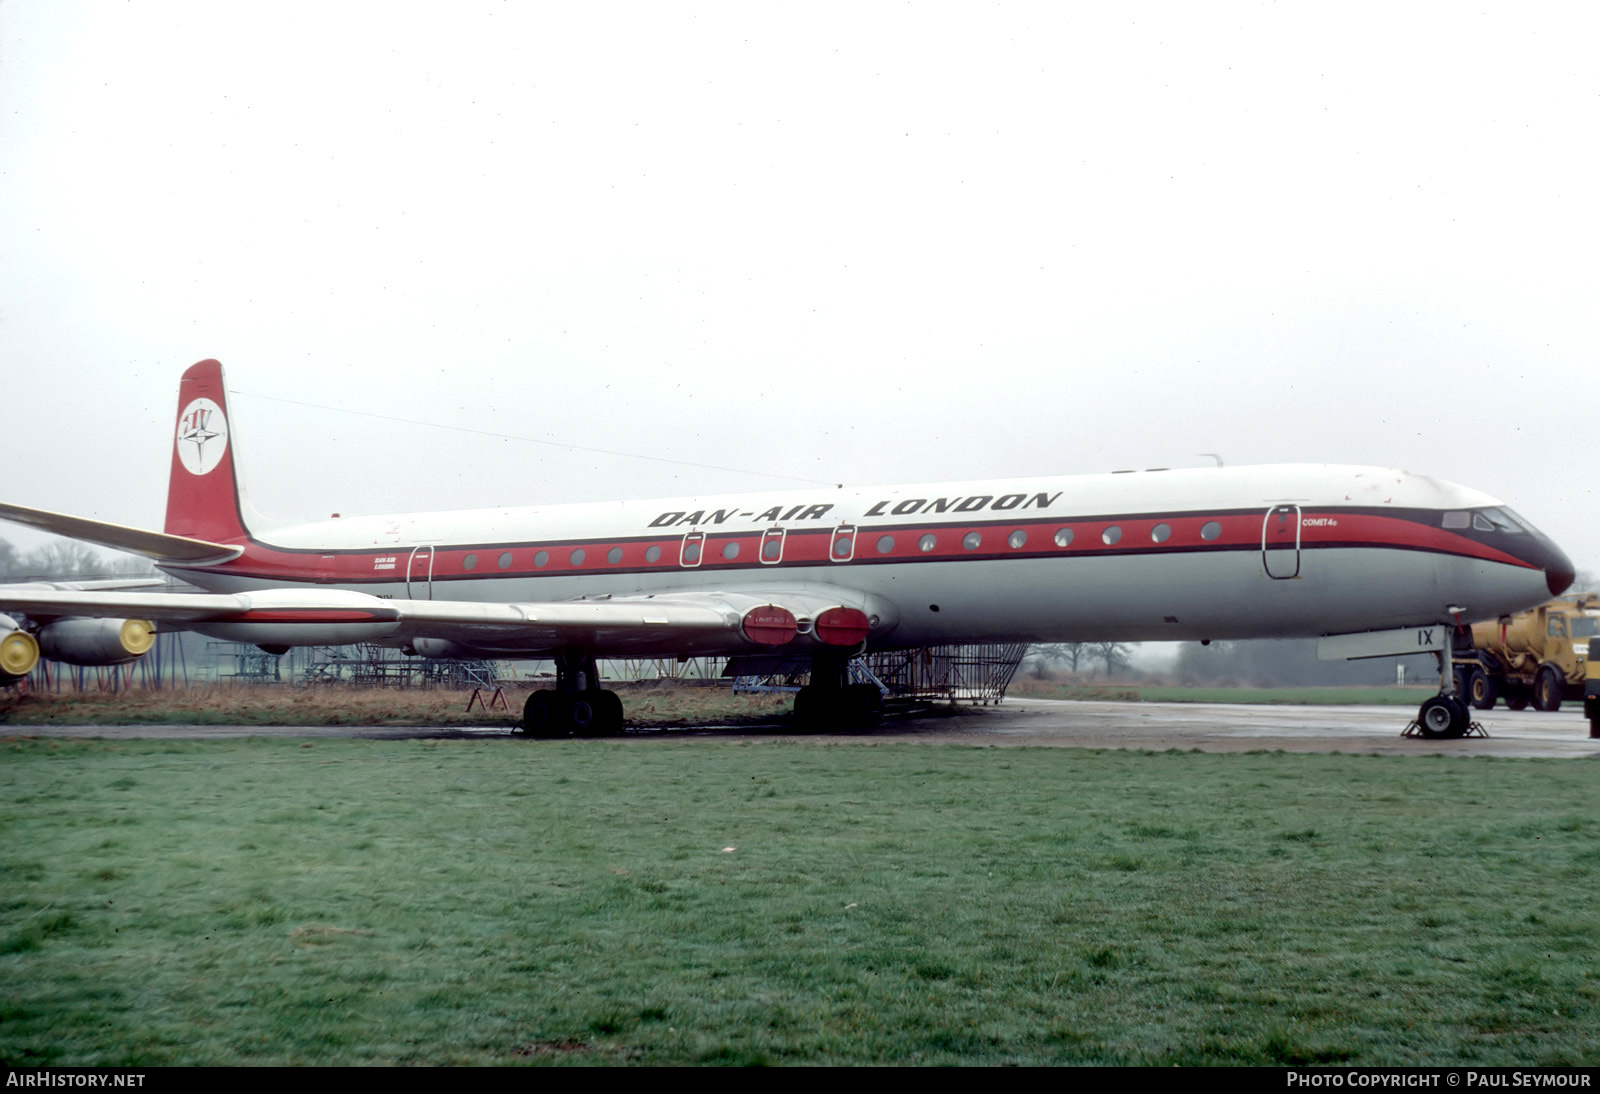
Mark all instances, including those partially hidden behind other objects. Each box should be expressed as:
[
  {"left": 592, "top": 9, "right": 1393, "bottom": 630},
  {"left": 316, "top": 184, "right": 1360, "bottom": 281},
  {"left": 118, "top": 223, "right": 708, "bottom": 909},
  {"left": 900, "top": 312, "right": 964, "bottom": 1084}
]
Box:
[{"left": 1453, "top": 593, "right": 1600, "bottom": 713}]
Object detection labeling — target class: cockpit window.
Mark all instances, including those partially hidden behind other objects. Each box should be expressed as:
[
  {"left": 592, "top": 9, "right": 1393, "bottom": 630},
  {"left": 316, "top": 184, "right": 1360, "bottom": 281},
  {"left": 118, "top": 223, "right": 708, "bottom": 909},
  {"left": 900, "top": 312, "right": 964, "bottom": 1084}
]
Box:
[
  {"left": 1474, "top": 508, "right": 1526, "bottom": 534},
  {"left": 1499, "top": 508, "right": 1535, "bottom": 533},
  {"left": 1442, "top": 511, "right": 1470, "bottom": 529}
]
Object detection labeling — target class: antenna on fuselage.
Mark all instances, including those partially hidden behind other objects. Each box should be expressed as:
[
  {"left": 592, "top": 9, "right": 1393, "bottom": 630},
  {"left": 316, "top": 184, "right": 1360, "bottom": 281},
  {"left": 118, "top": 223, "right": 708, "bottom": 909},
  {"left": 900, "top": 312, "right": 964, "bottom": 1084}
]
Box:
[{"left": 1199, "top": 453, "right": 1224, "bottom": 468}]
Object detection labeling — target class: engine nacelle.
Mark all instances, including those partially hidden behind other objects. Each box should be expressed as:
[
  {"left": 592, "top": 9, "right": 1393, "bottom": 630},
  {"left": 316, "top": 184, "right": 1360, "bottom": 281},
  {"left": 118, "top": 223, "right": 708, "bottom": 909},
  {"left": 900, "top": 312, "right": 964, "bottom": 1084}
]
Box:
[
  {"left": 1, "top": 616, "right": 40, "bottom": 684},
  {"left": 37, "top": 618, "right": 156, "bottom": 667},
  {"left": 403, "top": 638, "right": 475, "bottom": 659}
]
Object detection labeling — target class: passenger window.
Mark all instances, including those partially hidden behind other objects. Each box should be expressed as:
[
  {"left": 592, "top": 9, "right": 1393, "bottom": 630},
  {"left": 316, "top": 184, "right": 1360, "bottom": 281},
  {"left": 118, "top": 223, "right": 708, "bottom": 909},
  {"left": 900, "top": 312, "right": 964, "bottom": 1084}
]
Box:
[
  {"left": 1008, "top": 530, "right": 1026, "bottom": 549},
  {"left": 963, "top": 532, "right": 981, "bottom": 550},
  {"left": 498, "top": 551, "right": 513, "bottom": 569},
  {"left": 645, "top": 545, "right": 662, "bottom": 563},
  {"left": 723, "top": 542, "right": 740, "bottom": 560},
  {"left": 534, "top": 550, "right": 549, "bottom": 568},
  {"left": 1151, "top": 523, "right": 1171, "bottom": 543},
  {"left": 1054, "top": 528, "right": 1073, "bottom": 548},
  {"left": 918, "top": 534, "right": 936, "bottom": 552},
  {"left": 877, "top": 536, "right": 895, "bottom": 554},
  {"left": 463, "top": 553, "right": 478, "bottom": 570},
  {"left": 1201, "top": 521, "right": 1221, "bottom": 541},
  {"left": 607, "top": 547, "right": 622, "bottom": 564},
  {"left": 1102, "top": 526, "right": 1122, "bottom": 545},
  {"left": 569, "top": 548, "right": 586, "bottom": 566}
]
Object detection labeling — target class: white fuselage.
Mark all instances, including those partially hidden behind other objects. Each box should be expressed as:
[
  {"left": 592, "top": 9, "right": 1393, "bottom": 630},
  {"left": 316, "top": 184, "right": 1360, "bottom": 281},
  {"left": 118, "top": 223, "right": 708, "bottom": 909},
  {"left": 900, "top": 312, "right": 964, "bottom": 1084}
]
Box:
[{"left": 163, "top": 464, "right": 1559, "bottom": 653}]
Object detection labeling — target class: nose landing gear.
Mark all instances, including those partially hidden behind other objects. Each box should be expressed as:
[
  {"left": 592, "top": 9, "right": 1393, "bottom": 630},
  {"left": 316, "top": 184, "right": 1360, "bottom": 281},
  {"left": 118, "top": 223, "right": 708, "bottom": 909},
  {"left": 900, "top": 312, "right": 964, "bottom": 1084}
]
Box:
[
  {"left": 1405, "top": 644, "right": 1486, "bottom": 740},
  {"left": 1412, "top": 693, "right": 1471, "bottom": 739}
]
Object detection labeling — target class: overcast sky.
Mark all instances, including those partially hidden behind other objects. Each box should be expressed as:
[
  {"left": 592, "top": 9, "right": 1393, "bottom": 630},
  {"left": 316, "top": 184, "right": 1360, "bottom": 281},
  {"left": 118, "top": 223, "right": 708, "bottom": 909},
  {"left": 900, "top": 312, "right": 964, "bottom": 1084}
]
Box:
[{"left": 3, "top": 1, "right": 1597, "bottom": 583}]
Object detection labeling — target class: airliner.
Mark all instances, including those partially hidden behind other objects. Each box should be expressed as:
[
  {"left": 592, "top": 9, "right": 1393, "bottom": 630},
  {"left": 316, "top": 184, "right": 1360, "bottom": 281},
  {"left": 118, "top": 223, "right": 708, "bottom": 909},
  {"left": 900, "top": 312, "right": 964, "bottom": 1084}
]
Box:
[{"left": 0, "top": 359, "right": 1575, "bottom": 739}]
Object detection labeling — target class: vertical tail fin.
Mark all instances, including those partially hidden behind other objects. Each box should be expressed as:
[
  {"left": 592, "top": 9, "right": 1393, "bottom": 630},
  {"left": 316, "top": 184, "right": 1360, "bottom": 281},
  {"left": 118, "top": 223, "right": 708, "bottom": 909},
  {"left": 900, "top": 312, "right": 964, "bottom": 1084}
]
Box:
[{"left": 164, "top": 359, "right": 254, "bottom": 543}]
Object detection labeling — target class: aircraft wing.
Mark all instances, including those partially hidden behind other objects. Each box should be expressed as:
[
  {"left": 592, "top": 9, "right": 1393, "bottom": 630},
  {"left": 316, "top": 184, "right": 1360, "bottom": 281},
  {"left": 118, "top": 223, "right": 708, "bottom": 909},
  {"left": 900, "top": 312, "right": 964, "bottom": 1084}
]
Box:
[
  {"left": 0, "top": 502, "right": 242, "bottom": 564},
  {"left": 0, "top": 583, "right": 889, "bottom": 657}
]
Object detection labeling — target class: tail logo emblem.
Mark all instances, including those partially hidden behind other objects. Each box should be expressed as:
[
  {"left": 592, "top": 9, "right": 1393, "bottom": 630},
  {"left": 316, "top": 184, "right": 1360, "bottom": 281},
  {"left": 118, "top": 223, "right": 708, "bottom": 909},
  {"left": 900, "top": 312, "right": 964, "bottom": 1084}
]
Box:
[{"left": 176, "top": 398, "right": 229, "bottom": 476}]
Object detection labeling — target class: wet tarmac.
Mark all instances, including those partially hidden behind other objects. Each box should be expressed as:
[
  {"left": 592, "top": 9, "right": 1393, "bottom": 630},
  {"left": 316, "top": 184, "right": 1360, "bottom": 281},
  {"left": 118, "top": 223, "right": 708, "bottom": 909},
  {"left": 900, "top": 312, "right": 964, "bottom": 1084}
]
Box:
[{"left": 8, "top": 699, "right": 1599, "bottom": 759}]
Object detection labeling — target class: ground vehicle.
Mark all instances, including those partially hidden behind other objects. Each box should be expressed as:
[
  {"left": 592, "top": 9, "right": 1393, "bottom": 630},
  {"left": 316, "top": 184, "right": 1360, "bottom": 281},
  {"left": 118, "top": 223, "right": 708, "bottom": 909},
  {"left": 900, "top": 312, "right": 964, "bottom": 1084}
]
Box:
[
  {"left": 1585, "top": 639, "right": 1600, "bottom": 737},
  {"left": 1454, "top": 594, "right": 1600, "bottom": 712}
]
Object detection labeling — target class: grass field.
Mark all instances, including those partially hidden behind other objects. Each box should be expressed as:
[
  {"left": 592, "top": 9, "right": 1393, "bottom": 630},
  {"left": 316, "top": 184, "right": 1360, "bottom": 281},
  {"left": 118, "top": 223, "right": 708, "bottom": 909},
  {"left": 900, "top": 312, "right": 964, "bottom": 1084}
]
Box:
[{"left": 2, "top": 735, "right": 1596, "bottom": 1066}]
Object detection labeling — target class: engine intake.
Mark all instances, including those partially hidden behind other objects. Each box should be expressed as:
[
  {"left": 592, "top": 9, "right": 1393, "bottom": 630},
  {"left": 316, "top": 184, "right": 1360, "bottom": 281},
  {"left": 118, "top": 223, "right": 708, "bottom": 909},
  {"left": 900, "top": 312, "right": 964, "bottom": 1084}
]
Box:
[{"left": 0, "top": 617, "right": 40, "bottom": 684}]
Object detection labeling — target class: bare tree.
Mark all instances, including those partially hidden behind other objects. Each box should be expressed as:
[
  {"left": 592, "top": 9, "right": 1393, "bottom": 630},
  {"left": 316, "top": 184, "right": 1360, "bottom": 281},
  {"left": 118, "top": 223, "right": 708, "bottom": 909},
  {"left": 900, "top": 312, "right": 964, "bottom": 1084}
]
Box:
[
  {"left": 1024, "top": 643, "right": 1088, "bottom": 678},
  {"left": 1089, "top": 641, "right": 1131, "bottom": 678},
  {"left": 6, "top": 538, "right": 157, "bottom": 581},
  {"left": 0, "top": 537, "right": 21, "bottom": 580}
]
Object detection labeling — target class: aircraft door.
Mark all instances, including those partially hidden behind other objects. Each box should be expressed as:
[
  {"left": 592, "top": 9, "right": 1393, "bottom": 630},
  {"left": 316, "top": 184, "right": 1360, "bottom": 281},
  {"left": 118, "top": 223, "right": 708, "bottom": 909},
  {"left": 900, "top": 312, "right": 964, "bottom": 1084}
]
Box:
[
  {"left": 407, "top": 546, "right": 435, "bottom": 599},
  {"left": 1262, "top": 505, "right": 1301, "bottom": 579}
]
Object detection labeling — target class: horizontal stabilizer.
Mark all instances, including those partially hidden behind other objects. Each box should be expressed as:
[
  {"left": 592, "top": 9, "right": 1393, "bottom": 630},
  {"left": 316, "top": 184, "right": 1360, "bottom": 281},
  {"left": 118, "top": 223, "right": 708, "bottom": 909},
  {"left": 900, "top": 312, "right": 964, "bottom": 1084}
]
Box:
[{"left": 0, "top": 502, "right": 242, "bottom": 564}]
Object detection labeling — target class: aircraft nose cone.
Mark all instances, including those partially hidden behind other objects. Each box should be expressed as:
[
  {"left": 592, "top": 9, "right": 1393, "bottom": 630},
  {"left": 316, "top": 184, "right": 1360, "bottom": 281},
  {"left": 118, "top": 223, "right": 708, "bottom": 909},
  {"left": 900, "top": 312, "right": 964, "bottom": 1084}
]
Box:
[
  {"left": 1548, "top": 556, "right": 1576, "bottom": 597},
  {"left": 1540, "top": 535, "right": 1576, "bottom": 597}
]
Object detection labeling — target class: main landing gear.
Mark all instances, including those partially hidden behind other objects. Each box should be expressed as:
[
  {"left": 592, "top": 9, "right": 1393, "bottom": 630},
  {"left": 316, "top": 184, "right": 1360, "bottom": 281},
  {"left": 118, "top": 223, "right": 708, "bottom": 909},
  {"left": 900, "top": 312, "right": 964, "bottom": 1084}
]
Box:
[
  {"left": 519, "top": 651, "right": 625, "bottom": 738},
  {"left": 793, "top": 654, "right": 885, "bottom": 730}
]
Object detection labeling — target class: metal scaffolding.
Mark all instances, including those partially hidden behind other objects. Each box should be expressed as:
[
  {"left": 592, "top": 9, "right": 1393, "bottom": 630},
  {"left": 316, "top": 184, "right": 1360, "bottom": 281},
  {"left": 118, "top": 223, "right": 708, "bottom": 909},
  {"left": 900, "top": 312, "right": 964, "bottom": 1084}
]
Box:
[
  {"left": 721, "top": 645, "right": 1028, "bottom": 704},
  {"left": 863, "top": 644, "right": 1028, "bottom": 704},
  {"left": 198, "top": 643, "right": 506, "bottom": 689}
]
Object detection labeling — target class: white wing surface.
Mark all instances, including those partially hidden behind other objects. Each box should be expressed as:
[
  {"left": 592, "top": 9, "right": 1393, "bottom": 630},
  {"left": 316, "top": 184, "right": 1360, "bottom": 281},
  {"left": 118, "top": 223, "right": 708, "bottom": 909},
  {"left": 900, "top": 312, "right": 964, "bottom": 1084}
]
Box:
[{"left": 0, "top": 583, "right": 889, "bottom": 658}]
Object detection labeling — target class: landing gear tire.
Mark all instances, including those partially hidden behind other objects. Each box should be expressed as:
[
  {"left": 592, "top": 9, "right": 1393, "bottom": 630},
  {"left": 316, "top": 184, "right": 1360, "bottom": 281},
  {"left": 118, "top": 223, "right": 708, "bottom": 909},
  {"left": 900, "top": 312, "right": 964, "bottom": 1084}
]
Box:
[
  {"left": 794, "top": 683, "right": 883, "bottom": 730},
  {"left": 594, "top": 690, "right": 625, "bottom": 736},
  {"left": 1533, "top": 666, "right": 1563, "bottom": 713},
  {"left": 523, "top": 691, "right": 561, "bottom": 738},
  {"left": 793, "top": 686, "right": 830, "bottom": 730},
  {"left": 568, "top": 696, "right": 598, "bottom": 736},
  {"left": 1417, "top": 695, "right": 1469, "bottom": 739},
  {"left": 844, "top": 683, "right": 884, "bottom": 728},
  {"left": 1468, "top": 669, "right": 1499, "bottom": 711}
]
